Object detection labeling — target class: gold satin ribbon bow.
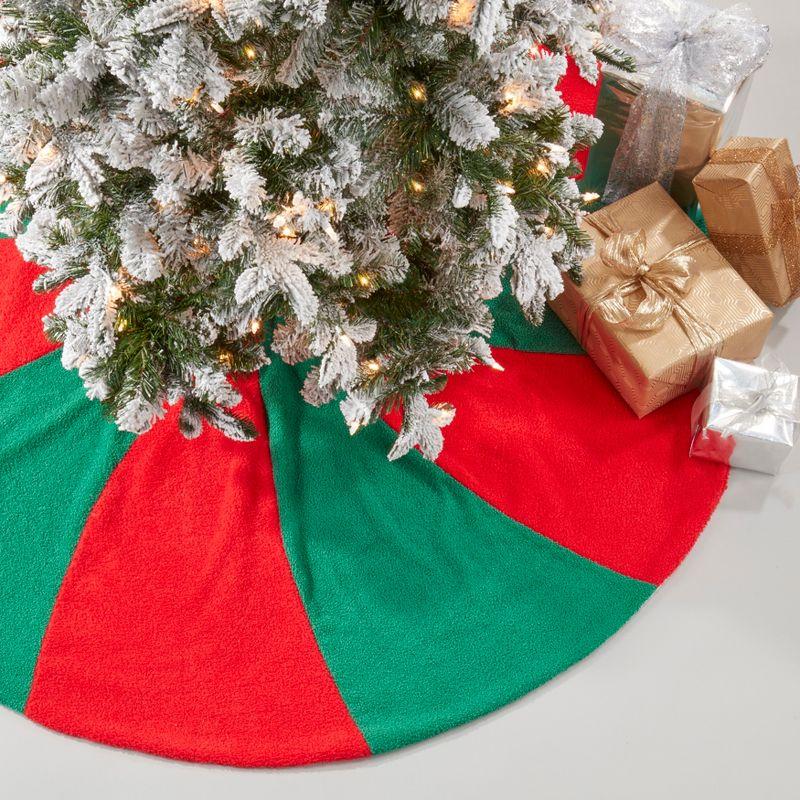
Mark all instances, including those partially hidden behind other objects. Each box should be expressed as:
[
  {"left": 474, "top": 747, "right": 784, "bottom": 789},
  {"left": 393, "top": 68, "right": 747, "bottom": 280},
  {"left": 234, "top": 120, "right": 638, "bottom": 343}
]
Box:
[
  {"left": 708, "top": 147, "right": 800, "bottom": 295},
  {"left": 584, "top": 227, "right": 720, "bottom": 353}
]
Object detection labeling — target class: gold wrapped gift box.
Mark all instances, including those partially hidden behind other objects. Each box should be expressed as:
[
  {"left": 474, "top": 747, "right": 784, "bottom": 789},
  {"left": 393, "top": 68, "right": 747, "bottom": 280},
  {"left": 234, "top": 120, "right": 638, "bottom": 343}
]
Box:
[
  {"left": 549, "top": 183, "right": 773, "bottom": 417},
  {"left": 693, "top": 137, "right": 800, "bottom": 307}
]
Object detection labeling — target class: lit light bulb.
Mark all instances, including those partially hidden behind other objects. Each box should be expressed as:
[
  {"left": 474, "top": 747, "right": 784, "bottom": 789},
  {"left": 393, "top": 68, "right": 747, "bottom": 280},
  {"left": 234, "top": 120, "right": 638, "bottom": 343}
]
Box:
[
  {"left": 409, "top": 178, "right": 426, "bottom": 194},
  {"left": 501, "top": 86, "right": 523, "bottom": 113},
  {"left": 250, "top": 318, "right": 264, "bottom": 336},
  {"left": 191, "top": 235, "right": 211, "bottom": 257},
  {"left": 318, "top": 198, "right": 336, "bottom": 216},
  {"left": 218, "top": 350, "right": 234, "bottom": 368},
  {"left": 362, "top": 359, "right": 382, "bottom": 375},
  {"left": 531, "top": 158, "right": 552, "bottom": 177},
  {"left": 38, "top": 142, "right": 58, "bottom": 161},
  {"left": 497, "top": 180, "right": 516, "bottom": 195},
  {"left": 408, "top": 81, "right": 427, "bottom": 103},
  {"left": 357, "top": 273, "right": 372, "bottom": 288},
  {"left": 115, "top": 317, "right": 129, "bottom": 334},
  {"left": 243, "top": 44, "right": 258, "bottom": 60},
  {"left": 108, "top": 283, "right": 124, "bottom": 305},
  {"left": 582, "top": 191, "right": 601, "bottom": 204},
  {"left": 209, "top": 100, "right": 225, "bottom": 115},
  {"left": 448, "top": 0, "right": 476, "bottom": 27},
  {"left": 279, "top": 224, "right": 297, "bottom": 239}
]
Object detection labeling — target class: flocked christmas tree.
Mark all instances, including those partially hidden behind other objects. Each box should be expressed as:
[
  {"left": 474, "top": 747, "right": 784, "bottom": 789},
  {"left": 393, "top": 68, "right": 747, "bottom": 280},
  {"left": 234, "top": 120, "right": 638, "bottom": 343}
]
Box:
[{"left": 0, "top": 0, "right": 620, "bottom": 459}]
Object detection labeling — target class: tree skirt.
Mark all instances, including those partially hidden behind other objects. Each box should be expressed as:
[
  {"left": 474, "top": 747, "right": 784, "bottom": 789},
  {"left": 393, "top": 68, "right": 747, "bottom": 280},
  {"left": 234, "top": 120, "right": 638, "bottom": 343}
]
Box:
[{"left": 0, "top": 238, "right": 730, "bottom": 767}]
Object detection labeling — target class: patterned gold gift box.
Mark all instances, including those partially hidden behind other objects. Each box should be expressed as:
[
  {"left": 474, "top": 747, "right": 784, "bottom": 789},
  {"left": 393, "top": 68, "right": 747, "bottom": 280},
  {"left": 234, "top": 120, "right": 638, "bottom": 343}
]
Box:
[
  {"left": 549, "top": 183, "right": 773, "bottom": 417},
  {"left": 693, "top": 137, "right": 800, "bottom": 307}
]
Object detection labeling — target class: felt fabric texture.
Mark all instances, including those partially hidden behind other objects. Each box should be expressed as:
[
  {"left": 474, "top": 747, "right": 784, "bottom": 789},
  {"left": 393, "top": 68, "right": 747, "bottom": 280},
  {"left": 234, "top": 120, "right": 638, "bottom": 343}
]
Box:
[
  {"left": 0, "top": 239, "right": 58, "bottom": 376},
  {"left": 24, "top": 375, "right": 369, "bottom": 767},
  {"left": 262, "top": 358, "right": 654, "bottom": 755},
  {"left": 0, "top": 353, "right": 133, "bottom": 711},
  {"left": 557, "top": 57, "right": 603, "bottom": 175},
  {"left": 0, "top": 64, "right": 726, "bottom": 765},
  {"left": 385, "top": 349, "right": 729, "bottom": 584},
  {"left": 0, "top": 233, "right": 729, "bottom": 765}
]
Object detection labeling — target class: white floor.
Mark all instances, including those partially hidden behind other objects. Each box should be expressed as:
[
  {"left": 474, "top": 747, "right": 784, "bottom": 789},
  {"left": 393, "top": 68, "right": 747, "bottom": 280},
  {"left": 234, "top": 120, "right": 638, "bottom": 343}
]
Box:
[{"left": 2, "top": 1, "right": 798, "bottom": 797}]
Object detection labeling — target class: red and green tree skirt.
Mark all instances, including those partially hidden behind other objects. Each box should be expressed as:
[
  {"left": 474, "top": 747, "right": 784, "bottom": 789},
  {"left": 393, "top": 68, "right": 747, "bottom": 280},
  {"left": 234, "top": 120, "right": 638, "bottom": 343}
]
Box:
[{"left": 0, "top": 238, "right": 728, "bottom": 766}]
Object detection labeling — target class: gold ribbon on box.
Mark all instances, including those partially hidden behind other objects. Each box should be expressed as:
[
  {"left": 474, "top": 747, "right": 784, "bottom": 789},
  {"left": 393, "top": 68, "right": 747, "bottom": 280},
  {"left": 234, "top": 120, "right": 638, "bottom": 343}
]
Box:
[
  {"left": 706, "top": 146, "right": 800, "bottom": 295},
  {"left": 580, "top": 220, "right": 720, "bottom": 354}
]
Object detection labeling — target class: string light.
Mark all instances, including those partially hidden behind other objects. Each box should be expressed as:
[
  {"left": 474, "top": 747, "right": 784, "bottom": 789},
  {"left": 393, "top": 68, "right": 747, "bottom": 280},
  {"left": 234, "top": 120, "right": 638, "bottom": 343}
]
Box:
[
  {"left": 582, "top": 191, "right": 601, "bottom": 204},
  {"left": 408, "top": 81, "right": 427, "bottom": 103},
  {"left": 38, "top": 142, "right": 58, "bottom": 161},
  {"left": 243, "top": 44, "right": 258, "bottom": 61},
  {"left": 190, "top": 235, "right": 211, "bottom": 258},
  {"left": 108, "top": 283, "right": 124, "bottom": 307},
  {"left": 362, "top": 358, "right": 382, "bottom": 375},
  {"left": 209, "top": 100, "right": 225, "bottom": 115},
  {"left": 115, "top": 317, "right": 129, "bottom": 334},
  {"left": 501, "top": 86, "right": 524, "bottom": 114},
  {"left": 318, "top": 198, "right": 336, "bottom": 215},
  {"left": 278, "top": 224, "right": 297, "bottom": 239},
  {"left": 531, "top": 158, "right": 552, "bottom": 177},
  {"left": 448, "top": 0, "right": 476, "bottom": 27},
  {"left": 497, "top": 180, "right": 516, "bottom": 195},
  {"left": 218, "top": 350, "right": 234, "bottom": 369},
  {"left": 250, "top": 318, "right": 264, "bottom": 336},
  {"left": 356, "top": 273, "right": 372, "bottom": 288},
  {"left": 408, "top": 177, "right": 426, "bottom": 194}
]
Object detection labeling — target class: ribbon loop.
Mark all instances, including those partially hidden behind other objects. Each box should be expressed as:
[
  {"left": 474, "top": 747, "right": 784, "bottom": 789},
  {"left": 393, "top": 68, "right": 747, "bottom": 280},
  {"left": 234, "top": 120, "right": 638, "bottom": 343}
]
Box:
[
  {"left": 588, "top": 228, "right": 711, "bottom": 337},
  {"left": 601, "top": 0, "right": 770, "bottom": 203}
]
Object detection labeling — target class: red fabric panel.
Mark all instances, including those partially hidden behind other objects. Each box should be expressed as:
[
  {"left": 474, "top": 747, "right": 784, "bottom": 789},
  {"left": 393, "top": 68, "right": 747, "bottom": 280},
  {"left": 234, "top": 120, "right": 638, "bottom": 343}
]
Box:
[
  {"left": 559, "top": 57, "right": 602, "bottom": 174},
  {"left": 386, "top": 350, "right": 728, "bottom": 585},
  {"left": 0, "top": 239, "right": 57, "bottom": 375},
  {"left": 25, "top": 374, "right": 370, "bottom": 767}
]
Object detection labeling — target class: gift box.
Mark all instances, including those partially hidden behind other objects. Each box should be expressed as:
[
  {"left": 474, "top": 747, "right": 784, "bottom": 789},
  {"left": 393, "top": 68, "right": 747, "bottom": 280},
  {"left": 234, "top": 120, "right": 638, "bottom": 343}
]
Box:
[
  {"left": 690, "top": 357, "right": 800, "bottom": 474},
  {"left": 549, "top": 183, "right": 773, "bottom": 417},
  {"left": 582, "top": 0, "right": 770, "bottom": 210},
  {"left": 693, "top": 137, "right": 800, "bottom": 307}
]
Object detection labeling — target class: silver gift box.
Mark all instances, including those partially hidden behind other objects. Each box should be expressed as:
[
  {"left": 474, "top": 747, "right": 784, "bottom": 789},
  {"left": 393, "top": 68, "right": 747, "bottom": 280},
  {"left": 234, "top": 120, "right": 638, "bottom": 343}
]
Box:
[
  {"left": 582, "top": 0, "right": 770, "bottom": 210},
  {"left": 690, "top": 358, "right": 800, "bottom": 475}
]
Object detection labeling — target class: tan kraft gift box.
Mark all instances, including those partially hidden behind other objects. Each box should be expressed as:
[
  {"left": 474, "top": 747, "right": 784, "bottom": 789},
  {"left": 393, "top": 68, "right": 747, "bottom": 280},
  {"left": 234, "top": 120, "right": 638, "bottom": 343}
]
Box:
[
  {"left": 549, "top": 183, "right": 773, "bottom": 417},
  {"left": 693, "top": 137, "right": 800, "bottom": 307}
]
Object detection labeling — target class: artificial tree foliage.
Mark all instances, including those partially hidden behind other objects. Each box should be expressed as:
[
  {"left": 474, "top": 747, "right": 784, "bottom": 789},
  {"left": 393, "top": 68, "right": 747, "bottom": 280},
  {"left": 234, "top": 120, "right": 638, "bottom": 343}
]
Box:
[{"left": 0, "top": 0, "right": 624, "bottom": 459}]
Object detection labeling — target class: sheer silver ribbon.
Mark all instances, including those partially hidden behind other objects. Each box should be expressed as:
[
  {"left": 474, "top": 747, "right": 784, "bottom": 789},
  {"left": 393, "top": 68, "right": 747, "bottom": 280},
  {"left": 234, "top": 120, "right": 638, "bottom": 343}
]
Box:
[{"left": 601, "top": 0, "right": 770, "bottom": 203}]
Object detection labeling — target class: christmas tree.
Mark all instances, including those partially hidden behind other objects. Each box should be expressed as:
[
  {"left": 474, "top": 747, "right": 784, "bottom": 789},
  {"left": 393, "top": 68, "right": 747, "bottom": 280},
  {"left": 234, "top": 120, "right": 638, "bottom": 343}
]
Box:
[{"left": 0, "top": 0, "right": 616, "bottom": 459}]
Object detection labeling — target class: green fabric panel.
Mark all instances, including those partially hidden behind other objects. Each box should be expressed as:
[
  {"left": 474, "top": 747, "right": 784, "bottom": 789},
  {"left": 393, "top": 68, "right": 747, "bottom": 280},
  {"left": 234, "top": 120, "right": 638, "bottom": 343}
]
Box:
[
  {"left": 0, "top": 352, "right": 134, "bottom": 711},
  {"left": 488, "top": 287, "right": 584, "bottom": 354},
  {"left": 262, "top": 359, "right": 654, "bottom": 754}
]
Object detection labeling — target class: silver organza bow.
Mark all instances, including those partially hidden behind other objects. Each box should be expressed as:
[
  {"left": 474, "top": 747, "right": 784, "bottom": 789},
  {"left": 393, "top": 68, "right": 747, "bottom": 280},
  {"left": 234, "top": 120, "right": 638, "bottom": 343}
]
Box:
[
  {"left": 699, "top": 356, "right": 800, "bottom": 438},
  {"left": 601, "top": 0, "right": 771, "bottom": 203}
]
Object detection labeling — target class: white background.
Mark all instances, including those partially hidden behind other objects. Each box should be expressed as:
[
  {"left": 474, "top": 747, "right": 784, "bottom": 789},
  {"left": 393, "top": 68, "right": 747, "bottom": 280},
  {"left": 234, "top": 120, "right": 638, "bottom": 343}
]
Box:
[{"left": 2, "top": 1, "right": 799, "bottom": 797}]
